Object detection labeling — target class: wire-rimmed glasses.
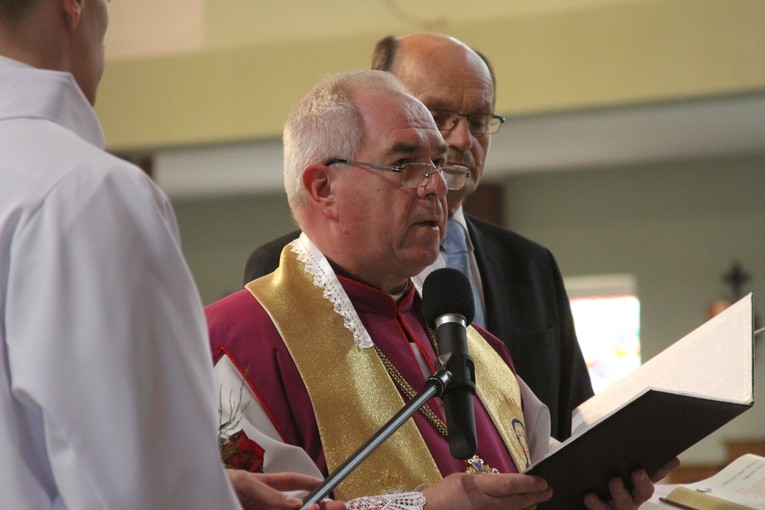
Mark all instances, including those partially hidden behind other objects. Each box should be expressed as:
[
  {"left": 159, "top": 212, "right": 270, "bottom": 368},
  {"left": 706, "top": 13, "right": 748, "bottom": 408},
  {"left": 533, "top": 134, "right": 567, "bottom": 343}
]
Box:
[
  {"left": 429, "top": 109, "right": 505, "bottom": 136},
  {"left": 326, "top": 159, "right": 471, "bottom": 190}
]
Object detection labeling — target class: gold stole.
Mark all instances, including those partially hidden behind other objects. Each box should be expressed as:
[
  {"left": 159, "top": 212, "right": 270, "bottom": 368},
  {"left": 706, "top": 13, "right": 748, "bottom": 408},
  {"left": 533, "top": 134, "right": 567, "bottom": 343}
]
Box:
[
  {"left": 468, "top": 328, "right": 532, "bottom": 471},
  {"left": 246, "top": 244, "right": 529, "bottom": 499}
]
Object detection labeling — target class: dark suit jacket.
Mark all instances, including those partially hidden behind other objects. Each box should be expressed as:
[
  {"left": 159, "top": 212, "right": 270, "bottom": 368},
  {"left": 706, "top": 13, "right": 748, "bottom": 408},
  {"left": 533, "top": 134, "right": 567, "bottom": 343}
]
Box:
[{"left": 242, "top": 217, "right": 593, "bottom": 440}]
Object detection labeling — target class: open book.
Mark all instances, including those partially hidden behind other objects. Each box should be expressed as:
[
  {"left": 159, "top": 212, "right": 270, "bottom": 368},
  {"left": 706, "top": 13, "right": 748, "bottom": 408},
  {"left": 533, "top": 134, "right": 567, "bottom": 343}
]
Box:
[
  {"left": 645, "top": 453, "right": 765, "bottom": 509},
  {"left": 526, "top": 294, "right": 754, "bottom": 510}
]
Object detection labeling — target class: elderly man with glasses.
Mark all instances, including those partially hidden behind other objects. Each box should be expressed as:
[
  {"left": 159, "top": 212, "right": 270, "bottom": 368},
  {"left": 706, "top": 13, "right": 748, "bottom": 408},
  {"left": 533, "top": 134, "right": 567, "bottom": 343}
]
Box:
[
  {"left": 244, "top": 33, "right": 593, "bottom": 443},
  {"left": 207, "top": 70, "right": 669, "bottom": 510}
]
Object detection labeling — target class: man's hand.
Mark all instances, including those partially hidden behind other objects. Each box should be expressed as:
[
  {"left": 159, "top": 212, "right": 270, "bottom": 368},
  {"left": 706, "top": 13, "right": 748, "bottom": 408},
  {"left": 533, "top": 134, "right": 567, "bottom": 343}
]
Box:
[
  {"left": 226, "top": 469, "right": 346, "bottom": 510},
  {"left": 422, "top": 472, "right": 552, "bottom": 509},
  {"left": 583, "top": 457, "right": 681, "bottom": 510}
]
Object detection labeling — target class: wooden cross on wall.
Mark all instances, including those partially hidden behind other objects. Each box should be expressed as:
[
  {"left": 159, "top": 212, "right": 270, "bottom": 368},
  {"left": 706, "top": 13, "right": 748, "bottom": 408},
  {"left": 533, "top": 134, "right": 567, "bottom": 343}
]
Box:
[{"left": 723, "top": 261, "right": 751, "bottom": 300}]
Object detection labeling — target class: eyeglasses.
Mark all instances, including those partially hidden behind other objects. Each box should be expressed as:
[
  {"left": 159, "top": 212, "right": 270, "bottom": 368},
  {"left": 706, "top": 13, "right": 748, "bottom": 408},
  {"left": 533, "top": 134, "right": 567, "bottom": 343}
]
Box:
[
  {"left": 326, "top": 159, "right": 470, "bottom": 190},
  {"left": 429, "top": 109, "right": 505, "bottom": 136}
]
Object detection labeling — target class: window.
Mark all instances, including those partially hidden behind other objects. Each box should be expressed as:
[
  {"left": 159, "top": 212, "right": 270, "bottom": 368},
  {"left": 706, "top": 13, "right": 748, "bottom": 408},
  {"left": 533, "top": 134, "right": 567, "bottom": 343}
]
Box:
[{"left": 565, "top": 274, "right": 641, "bottom": 394}]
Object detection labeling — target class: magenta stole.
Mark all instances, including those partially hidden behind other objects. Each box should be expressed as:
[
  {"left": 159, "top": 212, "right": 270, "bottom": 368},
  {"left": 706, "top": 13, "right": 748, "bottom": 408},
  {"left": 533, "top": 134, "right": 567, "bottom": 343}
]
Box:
[{"left": 245, "top": 243, "right": 527, "bottom": 499}]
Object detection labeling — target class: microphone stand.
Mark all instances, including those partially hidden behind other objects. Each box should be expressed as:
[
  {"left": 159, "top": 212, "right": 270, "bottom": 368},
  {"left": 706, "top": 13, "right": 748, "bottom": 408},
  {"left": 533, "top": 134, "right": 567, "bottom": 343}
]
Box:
[{"left": 300, "top": 368, "right": 453, "bottom": 509}]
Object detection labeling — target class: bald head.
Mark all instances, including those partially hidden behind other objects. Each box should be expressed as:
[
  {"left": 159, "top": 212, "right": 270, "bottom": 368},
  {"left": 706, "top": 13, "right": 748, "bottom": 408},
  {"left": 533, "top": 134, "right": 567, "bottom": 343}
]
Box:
[
  {"left": 371, "top": 33, "right": 498, "bottom": 214},
  {"left": 372, "top": 33, "right": 496, "bottom": 109}
]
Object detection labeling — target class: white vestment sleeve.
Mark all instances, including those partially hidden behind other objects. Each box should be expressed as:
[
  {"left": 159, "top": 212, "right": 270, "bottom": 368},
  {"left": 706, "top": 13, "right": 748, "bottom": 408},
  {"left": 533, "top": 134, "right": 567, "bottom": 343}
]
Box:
[
  {"left": 5, "top": 163, "right": 241, "bottom": 509},
  {"left": 518, "top": 376, "right": 558, "bottom": 464},
  {"left": 214, "top": 355, "right": 324, "bottom": 478},
  {"left": 216, "top": 356, "right": 430, "bottom": 509}
]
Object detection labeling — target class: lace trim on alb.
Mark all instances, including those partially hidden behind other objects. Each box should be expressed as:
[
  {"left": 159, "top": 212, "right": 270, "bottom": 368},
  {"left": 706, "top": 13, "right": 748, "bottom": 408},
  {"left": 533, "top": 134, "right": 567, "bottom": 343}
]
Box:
[
  {"left": 346, "top": 492, "right": 426, "bottom": 510},
  {"left": 290, "top": 234, "right": 374, "bottom": 349}
]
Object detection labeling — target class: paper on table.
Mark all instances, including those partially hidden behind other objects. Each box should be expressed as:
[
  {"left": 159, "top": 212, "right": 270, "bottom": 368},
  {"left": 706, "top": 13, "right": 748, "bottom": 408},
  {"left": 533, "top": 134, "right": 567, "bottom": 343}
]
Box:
[{"left": 662, "top": 454, "right": 765, "bottom": 509}]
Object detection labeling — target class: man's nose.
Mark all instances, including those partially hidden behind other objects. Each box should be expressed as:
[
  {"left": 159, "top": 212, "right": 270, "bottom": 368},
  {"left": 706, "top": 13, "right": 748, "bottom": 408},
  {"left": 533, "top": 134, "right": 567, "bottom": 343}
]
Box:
[
  {"left": 444, "top": 117, "right": 473, "bottom": 152},
  {"left": 418, "top": 168, "right": 447, "bottom": 198}
]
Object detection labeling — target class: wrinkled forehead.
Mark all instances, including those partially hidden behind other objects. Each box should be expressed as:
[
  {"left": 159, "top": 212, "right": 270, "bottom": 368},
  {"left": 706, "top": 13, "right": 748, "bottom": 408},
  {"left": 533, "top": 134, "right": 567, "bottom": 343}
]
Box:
[
  {"left": 400, "top": 92, "right": 440, "bottom": 130},
  {"left": 395, "top": 47, "right": 495, "bottom": 113},
  {"left": 358, "top": 90, "right": 447, "bottom": 159}
]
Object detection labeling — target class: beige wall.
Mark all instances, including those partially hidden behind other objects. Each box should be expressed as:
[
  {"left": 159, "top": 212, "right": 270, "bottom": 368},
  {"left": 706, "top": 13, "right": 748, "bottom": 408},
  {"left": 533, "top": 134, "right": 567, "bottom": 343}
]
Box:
[{"left": 97, "top": 0, "right": 765, "bottom": 151}]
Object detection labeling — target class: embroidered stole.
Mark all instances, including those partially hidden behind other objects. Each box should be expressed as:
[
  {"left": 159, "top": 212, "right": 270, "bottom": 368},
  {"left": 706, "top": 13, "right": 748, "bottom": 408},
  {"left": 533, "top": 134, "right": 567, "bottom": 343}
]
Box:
[
  {"left": 246, "top": 241, "right": 528, "bottom": 499},
  {"left": 467, "top": 328, "right": 531, "bottom": 471}
]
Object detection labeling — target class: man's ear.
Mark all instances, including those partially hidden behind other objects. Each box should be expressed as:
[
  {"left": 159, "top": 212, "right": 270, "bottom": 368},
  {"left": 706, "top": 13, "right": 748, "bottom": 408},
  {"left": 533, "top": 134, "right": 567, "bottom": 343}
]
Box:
[
  {"left": 302, "top": 163, "right": 338, "bottom": 220},
  {"left": 62, "top": 0, "right": 85, "bottom": 28}
]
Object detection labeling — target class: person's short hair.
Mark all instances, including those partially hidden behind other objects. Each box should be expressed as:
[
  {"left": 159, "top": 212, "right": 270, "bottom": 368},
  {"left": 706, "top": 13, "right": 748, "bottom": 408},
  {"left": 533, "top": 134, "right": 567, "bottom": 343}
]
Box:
[
  {"left": 0, "top": 0, "right": 39, "bottom": 23},
  {"left": 370, "top": 35, "right": 398, "bottom": 72},
  {"left": 370, "top": 34, "right": 498, "bottom": 109},
  {"left": 283, "top": 69, "right": 410, "bottom": 219}
]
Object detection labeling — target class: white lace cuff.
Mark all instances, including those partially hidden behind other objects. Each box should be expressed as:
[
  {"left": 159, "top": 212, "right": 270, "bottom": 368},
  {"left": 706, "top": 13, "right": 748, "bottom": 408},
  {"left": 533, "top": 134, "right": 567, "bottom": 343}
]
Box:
[{"left": 345, "top": 492, "right": 427, "bottom": 510}]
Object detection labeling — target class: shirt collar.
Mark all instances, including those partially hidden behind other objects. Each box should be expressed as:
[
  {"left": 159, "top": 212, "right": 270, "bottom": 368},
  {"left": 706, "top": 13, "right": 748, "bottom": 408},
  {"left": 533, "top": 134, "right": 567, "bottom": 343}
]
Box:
[{"left": 0, "top": 56, "right": 105, "bottom": 148}]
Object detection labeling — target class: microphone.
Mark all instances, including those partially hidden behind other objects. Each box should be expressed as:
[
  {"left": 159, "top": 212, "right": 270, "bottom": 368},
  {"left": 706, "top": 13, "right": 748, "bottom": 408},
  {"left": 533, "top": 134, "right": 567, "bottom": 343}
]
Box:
[{"left": 422, "top": 268, "right": 477, "bottom": 460}]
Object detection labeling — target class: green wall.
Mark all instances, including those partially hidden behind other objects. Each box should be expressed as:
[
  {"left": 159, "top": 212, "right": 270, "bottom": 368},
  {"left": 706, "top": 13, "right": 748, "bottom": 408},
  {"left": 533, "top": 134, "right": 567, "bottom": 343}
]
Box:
[
  {"left": 503, "top": 156, "right": 765, "bottom": 358},
  {"left": 500, "top": 156, "right": 765, "bottom": 463},
  {"left": 173, "top": 192, "right": 294, "bottom": 303}
]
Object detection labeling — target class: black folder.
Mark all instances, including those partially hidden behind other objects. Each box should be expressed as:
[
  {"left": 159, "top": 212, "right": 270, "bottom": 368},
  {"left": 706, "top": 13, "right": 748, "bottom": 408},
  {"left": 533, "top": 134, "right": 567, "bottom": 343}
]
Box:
[
  {"left": 526, "top": 294, "right": 754, "bottom": 509},
  {"left": 527, "top": 389, "right": 752, "bottom": 509}
]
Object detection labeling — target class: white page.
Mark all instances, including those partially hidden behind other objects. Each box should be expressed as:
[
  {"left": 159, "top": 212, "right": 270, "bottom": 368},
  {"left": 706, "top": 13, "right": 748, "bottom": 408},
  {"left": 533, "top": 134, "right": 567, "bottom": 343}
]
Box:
[
  {"left": 681, "top": 454, "right": 765, "bottom": 508},
  {"left": 572, "top": 294, "right": 753, "bottom": 435}
]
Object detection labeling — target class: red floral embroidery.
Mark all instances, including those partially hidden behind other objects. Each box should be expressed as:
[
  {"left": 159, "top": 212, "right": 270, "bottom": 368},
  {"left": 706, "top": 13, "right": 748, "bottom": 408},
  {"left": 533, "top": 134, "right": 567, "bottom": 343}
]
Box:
[{"left": 220, "top": 430, "right": 265, "bottom": 472}]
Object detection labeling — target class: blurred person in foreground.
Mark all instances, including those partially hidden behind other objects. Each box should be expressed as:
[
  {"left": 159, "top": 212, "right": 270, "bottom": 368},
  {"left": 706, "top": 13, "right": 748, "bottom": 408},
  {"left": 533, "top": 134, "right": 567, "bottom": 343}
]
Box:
[{"left": 0, "top": 1, "right": 342, "bottom": 508}]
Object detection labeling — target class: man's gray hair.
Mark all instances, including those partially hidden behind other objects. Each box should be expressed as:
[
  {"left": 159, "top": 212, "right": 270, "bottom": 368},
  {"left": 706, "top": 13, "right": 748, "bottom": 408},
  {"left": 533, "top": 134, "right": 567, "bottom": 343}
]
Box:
[{"left": 283, "top": 69, "right": 410, "bottom": 220}]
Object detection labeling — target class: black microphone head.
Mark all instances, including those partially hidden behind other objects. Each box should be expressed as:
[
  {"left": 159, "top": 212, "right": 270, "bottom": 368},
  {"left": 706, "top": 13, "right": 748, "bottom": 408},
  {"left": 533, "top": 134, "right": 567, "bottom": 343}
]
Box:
[{"left": 422, "top": 268, "right": 475, "bottom": 326}]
